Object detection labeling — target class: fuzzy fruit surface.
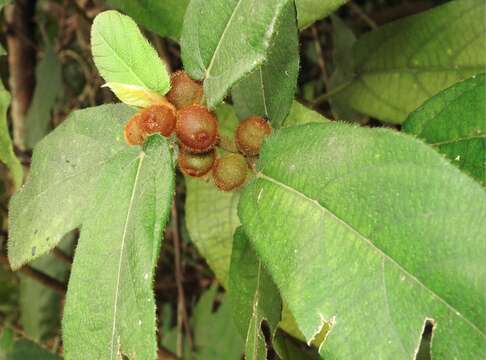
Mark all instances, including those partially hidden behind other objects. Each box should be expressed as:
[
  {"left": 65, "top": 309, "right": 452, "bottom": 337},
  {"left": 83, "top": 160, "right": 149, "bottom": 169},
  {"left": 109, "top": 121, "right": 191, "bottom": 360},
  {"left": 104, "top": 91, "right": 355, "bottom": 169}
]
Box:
[
  {"left": 138, "top": 104, "right": 176, "bottom": 137},
  {"left": 236, "top": 116, "right": 272, "bottom": 156},
  {"left": 124, "top": 114, "right": 145, "bottom": 146},
  {"left": 212, "top": 153, "right": 248, "bottom": 191},
  {"left": 176, "top": 105, "right": 219, "bottom": 153},
  {"left": 178, "top": 149, "right": 216, "bottom": 177},
  {"left": 167, "top": 71, "right": 203, "bottom": 109}
]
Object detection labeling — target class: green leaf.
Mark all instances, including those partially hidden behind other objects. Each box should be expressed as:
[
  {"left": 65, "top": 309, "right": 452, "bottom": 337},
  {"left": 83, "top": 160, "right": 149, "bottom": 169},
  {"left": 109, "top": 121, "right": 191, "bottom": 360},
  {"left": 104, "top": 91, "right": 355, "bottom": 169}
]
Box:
[
  {"left": 161, "top": 286, "right": 244, "bottom": 359},
  {"left": 296, "top": 0, "right": 347, "bottom": 30},
  {"left": 0, "top": 81, "right": 23, "bottom": 189},
  {"left": 229, "top": 227, "right": 281, "bottom": 360},
  {"left": 215, "top": 103, "right": 240, "bottom": 152},
  {"left": 181, "top": 0, "right": 291, "bottom": 109},
  {"left": 63, "top": 135, "right": 174, "bottom": 359},
  {"left": 185, "top": 177, "right": 240, "bottom": 287},
  {"left": 8, "top": 104, "right": 138, "bottom": 269},
  {"left": 231, "top": 1, "right": 299, "bottom": 128},
  {"left": 91, "top": 10, "right": 170, "bottom": 97},
  {"left": 328, "top": 15, "right": 366, "bottom": 123},
  {"left": 273, "top": 330, "right": 320, "bottom": 360},
  {"left": 403, "top": 74, "right": 485, "bottom": 185},
  {"left": 239, "top": 123, "right": 486, "bottom": 358},
  {"left": 25, "top": 48, "right": 62, "bottom": 149},
  {"left": 19, "top": 234, "right": 74, "bottom": 341},
  {"left": 190, "top": 286, "right": 244, "bottom": 360},
  {"left": 0, "top": 329, "right": 61, "bottom": 360},
  {"left": 107, "top": 0, "right": 189, "bottom": 40},
  {"left": 330, "top": 0, "right": 486, "bottom": 124},
  {"left": 283, "top": 101, "right": 330, "bottom": 128},
  {"left": 0, "top": 266, "right": 18, "bottom": 315}
]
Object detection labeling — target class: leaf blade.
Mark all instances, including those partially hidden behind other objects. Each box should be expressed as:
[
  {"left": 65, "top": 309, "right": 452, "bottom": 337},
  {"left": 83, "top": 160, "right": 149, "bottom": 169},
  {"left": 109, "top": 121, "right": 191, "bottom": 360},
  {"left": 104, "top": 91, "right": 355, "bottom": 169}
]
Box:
[
  {"left": 181, "top": 0, "right": 292, "bottom": 108},
  {"left": 91, "top": 10, "right": 170, "bottom": 96},
  {"left": 8, "top": 104, "right": 137, "bottom": 269},
  {"left": 229, "top": 227, "right": 282, "bottom": 360},
  {"left": 0, "top": 82, "right": 22, "bottom": 189},
  {"left": 403, "top": 73, "right": 485, "bottom": 184},
  {"left": 106, "top": 0, "right": 189, "bottom": 40},
  {"left": 63, "top": 135, "right": 174, "bottom": 360},
  {"left": 25, "top": 47, "right": 62, "bottom": 149},
  {"left": 232, "top": 1, "right": 299, "bottom": 128},
  {"left": 239, "top": 123, "right": 486, "bottom": 358},
  {"left": 331, "top": 0, "right": 486, "bottom": 124},
  {"left": 296, "top": 0, "right": 347, "bottom": 29}
]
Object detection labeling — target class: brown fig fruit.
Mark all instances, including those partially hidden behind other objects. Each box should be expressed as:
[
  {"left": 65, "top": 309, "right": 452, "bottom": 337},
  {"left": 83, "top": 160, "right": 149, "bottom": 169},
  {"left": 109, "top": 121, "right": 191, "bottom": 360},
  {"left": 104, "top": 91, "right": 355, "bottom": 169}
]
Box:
[
  {"left": 235, "top": 116, "right": 272, "bottom": 156},
  {"left": 176, "top": 105, "right": 219, "bottom": 153},
  {"left": 138, "top": 104, "right": 176, "bottom": 137},
  {"left": 166, "top": 71, "right": 203, "bottom": 109},
  {"left": 178, "top": 149, "right": 216, "bottom": 177},
  {"left": 212, "top": 153, "right": 248, "bottom": 191},
  {"left": 124, "top": 114, "right": 145, "bottom": 146}
]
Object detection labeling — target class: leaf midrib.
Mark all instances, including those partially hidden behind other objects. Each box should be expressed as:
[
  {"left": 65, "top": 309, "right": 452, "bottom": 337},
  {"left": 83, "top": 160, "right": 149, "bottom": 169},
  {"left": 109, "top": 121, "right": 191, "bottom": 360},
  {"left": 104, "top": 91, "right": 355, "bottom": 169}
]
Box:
[
  {"left": 204, "top": 0, "right": 244, "bottom": 80},
  {"left": 431, "top": 134, "right": 485, "bottom": 147},
  {"left": 246, "top": 261, "right": 263, "bottom": 359},
  {"left": 109, "top": 151, "right": 146, "bottom": 359},
  {"left": 94, "top": 27, "right": 151, "bottom": 91},
  {"left": 256, "top": 171, "right": 485, "bottom": 338}
]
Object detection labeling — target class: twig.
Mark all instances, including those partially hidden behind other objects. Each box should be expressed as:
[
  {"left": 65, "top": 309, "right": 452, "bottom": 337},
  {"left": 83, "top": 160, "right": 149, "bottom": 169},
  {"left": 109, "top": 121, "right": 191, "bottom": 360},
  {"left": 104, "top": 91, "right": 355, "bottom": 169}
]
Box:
[
  {"left": 0, "top": 255, "right": 66, "bottom": 295},
  {"left": 347, "top": 1, "right": 377, "bottom": 30},
  {"left": 52, "top": 247, "right": 73, "bottom": 265},
  {"left": 158, "top": 347, "right": 181, "bottom": 360},
  {"left": 4, "top": 0, "right": 37, "bottom": 151},
  {"left": 171, "top": 203, "right": 193, "bottom": 357}
]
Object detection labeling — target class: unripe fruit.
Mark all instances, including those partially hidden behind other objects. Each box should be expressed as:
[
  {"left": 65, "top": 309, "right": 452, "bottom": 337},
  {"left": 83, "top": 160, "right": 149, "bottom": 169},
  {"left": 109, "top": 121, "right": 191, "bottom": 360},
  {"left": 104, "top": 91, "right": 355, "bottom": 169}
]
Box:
[
  {"left": 176, "top": 105, "right": 219, "bottom": 153},
  {"left": 138, "top": 104, "right": 176, "bottom": 137},
  {"left": 212, "top": 153, "right": 248, "bottom": 191},
  {"left": 124, "top": 114, "right": 145, "bottom": 146},
  {"left": 235, "top": 116, "right": 272, "bottom": 156},
  {"left": 167, "top": 71, "right": 203, "bottom": 109},
  {"left": 178, "top": 149, "right": 216, "bottom": 177}
]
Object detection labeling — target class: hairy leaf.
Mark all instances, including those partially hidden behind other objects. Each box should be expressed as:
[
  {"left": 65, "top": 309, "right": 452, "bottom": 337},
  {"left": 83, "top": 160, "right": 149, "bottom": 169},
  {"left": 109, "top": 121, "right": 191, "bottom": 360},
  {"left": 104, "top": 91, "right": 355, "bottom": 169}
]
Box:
[
  {"left": 107, "top": 0, "right": 189, "bottom": 39},
  {"left": 185, "top": 102, "right": 330, "bottom": 286},
  {"left": 8, "top": 104, "right": 137, "bottom": 269},
  {"left": 239, "top": 123, "right": 486, "bottom": 358},
  {"left": 91, "top": 11, "right": 170, "bottom": 97},
  {"left": 25, "top": 48, "right": 62, "bottom": 149},
  {"left": 63, "top": 135, "right": 174, "bottom": 360},
  {"left": 232, "top": 1, "right": 299, "bottom": 128},
  {"left": 283, "top": 101, "right": 330, "bottom": 127},
  {"left": 181, "top": 0, "right": 291, "bottom": 108},
  {"left": 403, "top": 74, "right": 485, "bottom": 185},
  {"left": 296, "top": 0, "right": 347, "bottom": 29},
  {"left": 331, "top": 0, "right": 485, "bottom": 124},
  {"left": 0, "top": 80, "right": 22, "bottom": 189},
  {"left": 229, "top": 227, "right": 281, "bottom": 360}
]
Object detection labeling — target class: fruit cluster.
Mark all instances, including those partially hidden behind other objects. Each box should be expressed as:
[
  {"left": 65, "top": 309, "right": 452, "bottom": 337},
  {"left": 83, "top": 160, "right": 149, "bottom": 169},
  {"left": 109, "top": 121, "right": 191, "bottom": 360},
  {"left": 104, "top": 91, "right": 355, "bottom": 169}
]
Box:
[{"left": 123, "top": 71, "right": 271, "bottom": 191}]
